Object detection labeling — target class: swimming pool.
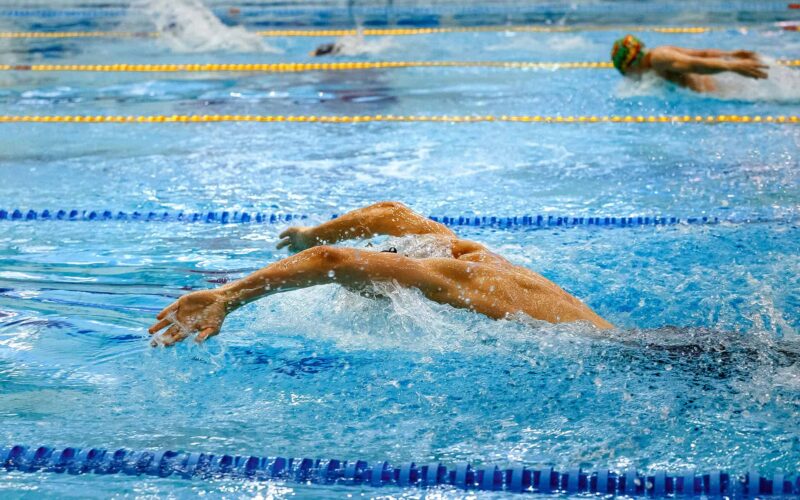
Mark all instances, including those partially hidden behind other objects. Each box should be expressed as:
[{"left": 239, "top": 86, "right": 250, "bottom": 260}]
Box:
[{"left": 1, "top": 0, "right": 799, "bottom": 497}]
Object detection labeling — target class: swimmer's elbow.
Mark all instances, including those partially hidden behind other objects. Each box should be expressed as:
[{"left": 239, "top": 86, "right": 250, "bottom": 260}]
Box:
[{"left": 305, "top": 245, "right": 352, "bottom": 269}]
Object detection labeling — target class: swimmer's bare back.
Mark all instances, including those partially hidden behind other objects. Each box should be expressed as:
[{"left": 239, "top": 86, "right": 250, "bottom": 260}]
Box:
[{"left": 149, "top": 202, "right": 612, "bottom": 346}]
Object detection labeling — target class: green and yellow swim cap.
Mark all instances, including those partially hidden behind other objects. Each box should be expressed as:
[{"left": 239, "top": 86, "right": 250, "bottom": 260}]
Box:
[{"left": 611, "top": 34, "right": 646, "bottom": 74}]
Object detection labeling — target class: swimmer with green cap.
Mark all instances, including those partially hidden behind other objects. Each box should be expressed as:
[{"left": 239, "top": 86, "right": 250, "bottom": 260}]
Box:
[{"left": 610, "top": 34, "right": 768, "bottom": 93}]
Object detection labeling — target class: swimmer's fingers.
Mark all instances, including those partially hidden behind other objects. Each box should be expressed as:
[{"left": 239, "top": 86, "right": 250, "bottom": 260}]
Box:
[
  {"left": 148, "top": 318, "right": 171, "bottom": 335},
  {"left": 195, "top": 327, "right": 219, "bottom": 344},
  {"left": 735, "top": 61, "right": 769, "bottom": 79},
  {"left": 156, "top": 301, "right": 179, "bottom": 320},
  {"left": 151, "top": 325, "right": 189, "bottom": 347},
  {"left": 277, "top": 227, "right": 299, "bottom": 250},
  {"left": 751, "top": 65, "right": 769, "bottom": 78},
  {"left": 278, "top": 227, "right": 314, "bottom": 251}
]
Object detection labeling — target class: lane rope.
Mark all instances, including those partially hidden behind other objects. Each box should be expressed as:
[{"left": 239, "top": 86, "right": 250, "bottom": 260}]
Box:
[
  {"left": 0, "top": 209, "right": 792, "bottom": 229},
  {"left": 0, "top": 26, "right": 724, "bottom": 38},
  {"left": 2, "top": 60, "right": 799, "bottom": 73},
  {"left": 2, "top": 444, "right": 797, "bottom": 496},
  {"left": 0, "top": 61, "right": 616, "bottom": 72},
  {"left": 0, "top": 114, "right": 797, "bottom": 124}
]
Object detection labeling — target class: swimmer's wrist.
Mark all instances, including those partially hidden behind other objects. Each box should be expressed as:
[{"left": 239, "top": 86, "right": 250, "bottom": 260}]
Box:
[
  {"left": 301, "top": 227, "right": 319, "bottom": 247},
  {"left": 217, "top": 286, "right": 245, "bottom": 313}
]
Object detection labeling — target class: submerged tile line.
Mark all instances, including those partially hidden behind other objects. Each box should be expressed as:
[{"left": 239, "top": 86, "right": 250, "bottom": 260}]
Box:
[{"left": 2, "top": 444, "right": 798, "bottom": 496}]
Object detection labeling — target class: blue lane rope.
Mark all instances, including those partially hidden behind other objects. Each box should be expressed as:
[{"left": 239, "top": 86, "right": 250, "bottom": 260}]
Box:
[
  {"left": 0, "top": 208, "right": 791, "bottom": 228},
  {"left": 2, "top": 444, "right": 798, "bottom": 496}
]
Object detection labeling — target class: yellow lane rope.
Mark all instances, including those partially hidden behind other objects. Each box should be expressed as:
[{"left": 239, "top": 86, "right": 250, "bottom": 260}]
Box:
[
  {"left": 0, "top": 26, "right": 723, "bottom": 39},
  {"left": 0, "top": 61, "right": 613, "bottom": 71},
  {"left": 0, "top": 31, "right": 156, "bottom": 39},
  {"left": 1, "top": 60, "right": 798, "bottom": 72},
  {"left": 0, "top": 115, "right": 796, "bottom": 124},
  {"left": 260, "top": 26, "right": 717, "bottom": 36}
]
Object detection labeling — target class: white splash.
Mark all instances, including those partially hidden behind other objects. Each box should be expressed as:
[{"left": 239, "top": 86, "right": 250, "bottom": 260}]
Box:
[
  {"left": 326, "top": 31, "right": 396, "bottom": 56},
  {"left": 713, "top": 58, "right": 800, "bottom": 102},
  {"left": 133, "top": 0, "right": 280, "bottom": 53},
  {"left": 615, "top": 57, "right": 800, "bottom": 102},
  {"left": 614, "top": 71, "right": 670, "bottom": 98}
]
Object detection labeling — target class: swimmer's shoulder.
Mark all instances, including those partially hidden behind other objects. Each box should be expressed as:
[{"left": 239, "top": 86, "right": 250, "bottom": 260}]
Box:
[{"left": 451, "top": 238, "right": 507, "bottom": 264}]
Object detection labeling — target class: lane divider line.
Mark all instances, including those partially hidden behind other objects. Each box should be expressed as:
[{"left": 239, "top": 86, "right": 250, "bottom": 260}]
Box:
[
  {"left": 255, "top": 26, "right": 716, "bottom": 36},
  {"left": 0, "top": 31, "right": 155, "bottom": 39},
  {"left": 0, "top": 114, "right": 797, "bottom": 124},
  {"left": 2, "top": 444, "right": 797, "bottom": 496},
  {"left": 0, "top": 61, "right": 614, "bottom": 72},
  {"left": 0, "top": 209, "right": 792, "bottom": 228},
  {"left": 0, "top": 26, "right": 736, "bottom": 39},
  {"left": 2, "top": 60, "right": 798, "bottom": 73}
]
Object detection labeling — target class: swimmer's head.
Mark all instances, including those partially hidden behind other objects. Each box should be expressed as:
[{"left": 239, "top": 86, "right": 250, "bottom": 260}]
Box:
[
  {"left": 611, "top": 34, "right": 646, "bottom": 75},
  {"left": 310, "top": 43, "right": 339, "bottom": 57}
]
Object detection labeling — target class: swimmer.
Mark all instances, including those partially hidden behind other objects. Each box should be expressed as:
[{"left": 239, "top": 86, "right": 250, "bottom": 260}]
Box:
[
  {"left": 310, "top": 42, "right": 342, "bottom": 57},
  {"left": 148, "top": 202, "right": 613, "bottom": 346},
  {"left": 611, "top": 34, "right": 769, "bottom": 93}
]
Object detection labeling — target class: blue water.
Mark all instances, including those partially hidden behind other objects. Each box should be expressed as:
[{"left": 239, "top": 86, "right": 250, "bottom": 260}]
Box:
[{"left": 1, "top": 1, "right": 800, "bottom": 497}]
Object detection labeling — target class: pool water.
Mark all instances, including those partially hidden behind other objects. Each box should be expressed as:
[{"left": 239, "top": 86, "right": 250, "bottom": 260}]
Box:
[{"left": 1, "top": 0, "right": 799, "bottom": 497}]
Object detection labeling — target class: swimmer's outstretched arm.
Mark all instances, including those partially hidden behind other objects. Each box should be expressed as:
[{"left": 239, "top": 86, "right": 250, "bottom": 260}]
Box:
[
  {"left": 650, "top": 47, "right": 768, "bottom": 79},
  {"left": 277, "top": 201, "right": 455, "bottom": 252},
  {"left": 148, "top": 246, "right": 441, "bottom": 346},
  {"left": 669, "top": 47, "right": 758, "bottom": 59}
]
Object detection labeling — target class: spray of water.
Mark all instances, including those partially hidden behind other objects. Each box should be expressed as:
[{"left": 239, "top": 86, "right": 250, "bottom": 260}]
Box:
[
  {"left": 713, "top": 58, "right": 800, "bottom": 102},
  {"left": 616, "top": 57, "right": 800, "bottom": 102},
  {"left": 326, "top": 30, "right": 396, "bottom": 57},
  {"left": 615, "top": 71, "right": 673, "bottom": 98},
  {"left": 132, "top": 0, "right": 280, "bottom": 53}
]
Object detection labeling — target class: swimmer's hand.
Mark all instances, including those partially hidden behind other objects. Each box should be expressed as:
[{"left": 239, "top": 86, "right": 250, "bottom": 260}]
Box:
[
  {"left": 730, "top": 59, "right": 768, "bottom": 79},
  {"left": 148, "top": 290, "right": 228, "bottom": 346},
  {"left": 277, "top": 226, "right": 315, "bottom": 251},
  {"left": 730, "top": 50, "right": 758, "bottom": 60}
]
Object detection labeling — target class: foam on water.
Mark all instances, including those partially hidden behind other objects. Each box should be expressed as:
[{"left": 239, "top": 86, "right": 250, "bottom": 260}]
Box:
[
  {"left": 615, "top": 71, "right": 676, "bottom": 98},
  {"left": 328, "top": 30, "right": 396, "bottom": 57},
  {"left": 615, "top": 58, "right": 800, "bottom": 102},
  {"left": 131, "top": 0, "right": 280, "bottom": 53},
  {"left": 713, "top": 58, "right": 800, "bottom": 102}
]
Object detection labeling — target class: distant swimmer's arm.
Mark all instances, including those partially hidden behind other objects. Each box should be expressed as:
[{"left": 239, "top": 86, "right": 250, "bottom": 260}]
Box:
[
  {"left": 148, "top": 246, "right": 438, "bottom": 346},
  {"left": 650, "top": 48, "right": 768, "bottom": 79},
  {"left": 670, "top": 47, "right": 759, "bottom": 60},
  {"left": 671, "top": 47, "right": 727, "bottom": 58},
  {"left": 276, "top": 201, "right": 455, "bottom": 252}
]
